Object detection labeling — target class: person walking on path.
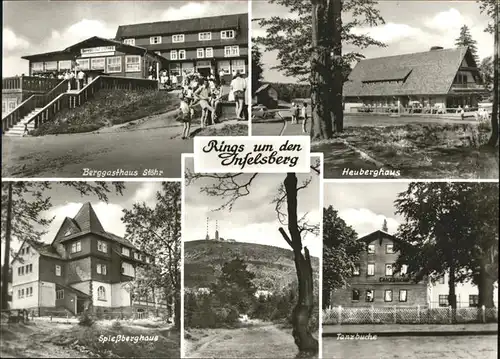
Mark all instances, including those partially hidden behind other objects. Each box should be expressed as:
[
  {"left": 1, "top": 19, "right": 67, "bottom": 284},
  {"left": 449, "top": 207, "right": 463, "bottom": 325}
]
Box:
[
  {"left": 230, "top": 72, "right": 246, "bottom": 120},
  {"left": 301, "top": 103, "right": 309, "bottom": 133}
]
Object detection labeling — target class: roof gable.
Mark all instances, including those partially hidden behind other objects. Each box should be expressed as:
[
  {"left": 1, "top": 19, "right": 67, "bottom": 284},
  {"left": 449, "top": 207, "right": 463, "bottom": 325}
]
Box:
[
  {"left": 73, "top": 202, "right": 105, "bottom": 233},
  {"left": 359, "top": 230, "right": 398, "bottom": 246},
  {"left": 344, "top": 47, "right": 470, "bottom": 97}
]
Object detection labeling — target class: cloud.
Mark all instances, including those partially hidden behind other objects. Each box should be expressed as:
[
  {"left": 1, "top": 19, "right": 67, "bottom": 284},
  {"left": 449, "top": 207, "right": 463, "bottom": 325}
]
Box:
[
  {"left": 338, "top": 208, "right": 400, "bottom": 238},
  {"left": 351, "top": 23, "right": 425, "bottom": 44},
  {"left": 159, "top": 1, "right": 244, "bottom": 21},
  {"left": 3, "top": 28, "right": 30, "bottom": 52},
  {"left": 132, "top": 182, "right": 161, "bottom": 207},
  {"left": 424, "top": 8, "right": 470, "bottom": 32}
]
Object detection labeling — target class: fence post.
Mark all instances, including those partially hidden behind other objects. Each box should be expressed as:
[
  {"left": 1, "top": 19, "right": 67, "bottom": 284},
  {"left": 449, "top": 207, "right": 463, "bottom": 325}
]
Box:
[
  {"left": 370, "top": 306, "right": 374, "bottom": 323},
  {"left": 393, "top": 306, "right": 397, "bottom": 324},
  {"left": 481, "top": 305, "right": 485, "bottom": 323},
  {"left": 338, "top": 305, "right": 342, "bottom": 325},
  {"left": 417, "top": 305, "right": 420, "bottom": 324},
  {"left": 448, "top": 306, "right": 452, "bottom": 324}
]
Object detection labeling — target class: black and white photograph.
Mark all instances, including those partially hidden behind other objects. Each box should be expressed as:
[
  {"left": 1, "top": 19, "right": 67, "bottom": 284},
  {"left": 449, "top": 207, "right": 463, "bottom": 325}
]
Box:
[
  {"left": 322, "top": 181, "right": 498, "bottom": 358},
  {"left": 0, "top": 181, "right": 181, "bottom": 358},
  {"left": 2, "top": 1, "right": 249, "bottom": 178},
  {"left": 182, "top": 156, "right": 321, "bottom": 358},
  {"left": 251, "top": 0, "right": 499, "bottom": 179}
]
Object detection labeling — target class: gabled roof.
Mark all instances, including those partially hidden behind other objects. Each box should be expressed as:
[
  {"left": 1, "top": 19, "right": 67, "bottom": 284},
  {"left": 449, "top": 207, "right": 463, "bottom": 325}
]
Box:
[
  {"left": 73, "top": 202, "right": 105, "bottom": 233},
  {"left": 115, "top": 13, "right": 248, "bottom": 39},
  {"left": 344, "top": 47, "right": 475, "bottom": 97},
  {"left": 359, "top": 230, "right": 399, "bottom": 245}
]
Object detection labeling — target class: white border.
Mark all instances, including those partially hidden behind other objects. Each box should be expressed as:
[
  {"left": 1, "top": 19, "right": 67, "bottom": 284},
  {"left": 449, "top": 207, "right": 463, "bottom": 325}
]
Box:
[
  {"left": 247, "top": 0, "right": 253, "bottom": 136},
  {"left": 180, "top": 154, "right": 191, "bottom": 359},
  {"left": 315, "top": 152, "right": 324, "bottom": 359},
  {"left": 1, "top": 177, "right": 184, "bottom": 182}
]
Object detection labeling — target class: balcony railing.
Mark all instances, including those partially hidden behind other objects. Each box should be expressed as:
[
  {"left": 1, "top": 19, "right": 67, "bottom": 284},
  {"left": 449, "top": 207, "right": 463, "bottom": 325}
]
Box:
[
  {"left": 451, "top": 83, "right": 486, "bottom": 90},
  {"left": 2, "top": 76, "right": 61, "bottom": 93}
]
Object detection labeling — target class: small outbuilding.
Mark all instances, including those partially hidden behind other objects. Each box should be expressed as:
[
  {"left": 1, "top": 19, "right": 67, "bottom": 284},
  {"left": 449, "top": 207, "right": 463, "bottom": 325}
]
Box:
[{"left": 253, "top": 83, "right": 278, "bottom": 109}]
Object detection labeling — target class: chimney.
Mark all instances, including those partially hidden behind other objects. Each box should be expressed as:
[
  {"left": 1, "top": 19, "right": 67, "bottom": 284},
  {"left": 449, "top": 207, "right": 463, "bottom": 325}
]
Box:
[{"left": 430, "top": 46, "right": 444, "bottom": 51}]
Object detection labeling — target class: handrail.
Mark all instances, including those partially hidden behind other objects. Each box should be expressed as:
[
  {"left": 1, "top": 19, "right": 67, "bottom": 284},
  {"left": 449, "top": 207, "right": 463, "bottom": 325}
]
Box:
[{"left": 28, "top": 76, "right": 159, "bottom": 129}]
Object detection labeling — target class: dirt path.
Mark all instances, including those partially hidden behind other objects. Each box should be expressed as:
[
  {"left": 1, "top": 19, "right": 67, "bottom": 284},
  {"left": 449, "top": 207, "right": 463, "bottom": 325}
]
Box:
[
  {"left": 1, "top": 322, "right": 89, "bottom": 358},
  {"left": 186, "top": 323, "right": 300, "bottom": 358}
]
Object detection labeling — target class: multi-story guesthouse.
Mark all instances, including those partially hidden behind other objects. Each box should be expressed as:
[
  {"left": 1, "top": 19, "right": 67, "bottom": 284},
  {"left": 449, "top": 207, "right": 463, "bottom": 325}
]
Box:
[
  {"left": 344, "top": 46, "right": 488, "bottom": 111},
  {"left": 115, "top": 13, "right": 248, "bottom": 83},
  {"left": 330, "top": 230, "right": 430, "bottom": 308},
  {"left": 11, "top": 202, "right": 169, "bottom": 317}
]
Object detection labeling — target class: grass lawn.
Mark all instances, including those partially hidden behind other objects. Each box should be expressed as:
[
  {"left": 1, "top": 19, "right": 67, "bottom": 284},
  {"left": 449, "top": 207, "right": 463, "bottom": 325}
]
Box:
[
  {"left": 195, "top": 123, "right": 249, "bottom": 136},
  {"left": 31, "top": 89, "right": 179, "bottom": 136},
  {"left": 313, "top": 122, "right": 498, "bottom": 179}
]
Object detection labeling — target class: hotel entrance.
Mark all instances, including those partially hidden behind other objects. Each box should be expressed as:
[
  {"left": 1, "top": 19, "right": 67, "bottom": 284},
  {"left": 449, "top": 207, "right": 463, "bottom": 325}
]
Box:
[{"left": 196, "top": 60, "right": 212, "bottom": 77}]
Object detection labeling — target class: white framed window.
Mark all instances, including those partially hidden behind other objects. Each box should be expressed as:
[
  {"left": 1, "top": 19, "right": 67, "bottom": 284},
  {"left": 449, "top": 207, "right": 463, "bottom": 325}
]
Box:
[
  {"left": 205, "top": 48, "right": 213, "bottom": 58},
  {"left": 221, "top": 30, "right": 235, "bottom": 39},
  {"left": 365, "top": 289, "right": 374, "bottom": 302},
  {"left": 367, "top": 263, "right": 375, "bottom": 276},
  {"left": 401, "top": 264, "right": 408, "bottom": 275},
  {"left": 97, "top": 286, "right": 106, "bottom": 301},
  {"left": 399, "top": 290, "right": 408, "bottom": 302},
  {"left": 178, "top": 50, "right": 186, "bottom": 60},
  {"left": 106, "top": 56, "right": 122, "bottom": 73},
  {"left": 134, "top": 252, "right": 140, "bottom": 260},
  {"left": 44, "top": 61, "right": 58, "bottom": 71},
  {"left": 125, "top": 55, "right": 141, "bottom": 72},
  {"left": 32, "top": 62, "right": 44, "bottom": 72},
  {"left": 122, "top": 247, "right": 130, "bottom": 256},
  {"left": 55, "top": 265, "right": 61, "bottom": 276},
  {"left": 384, "top": 290, "right": 393, "bottom": 302},
  {"left": 27, "top": 287, "right": 33, "bottom": 297},
  {"left": 367, "top": 244, "right": 375, "bottom": 253},
  {"left": 385, "top": 263, "right": 394, "bottom": 276},
  {"left": 218, "top": 60, "right": 230, "bottom": 75},
  {"left": 150, "top": 36, "right": 162, "bottom": 44},
  {"left": 21, "top": 289, "right": 25, "bottom": 298},
  {"left": 231, "top": 59, "right": 246, "bottom": 74},
  {"left": 121, "top": 262, "right": 135, "bottom": 277},
  {"left": 90, "top": 57, "right": 105, "bottom": 70},
  {"left": 56, "top": 289, "right": 64, "bottom": 300},
  {"left": 75, "top": 59, "right": 89, "bottom": 70},
  {"left": 97, "top": 240, "right": 107, "bottom": 253},
  {"left": 146, "top": 256, "right": 150, "bottom": 264},
  {"left": 199, "top": 32, "right": 212, "bottom": 41},
  {"left": 59, "top": 60, "right": 72, "bottom": 70},
  {"left": 197, "top": 48, "right": 205, "bottom": 58},
  {"left": 26, "top": 247, "right": 30, "bottom": 254},
  {"left": 96, "top": 264, "right": 107, "bottom": 275},
  {"left": 172, "top": 34, "right": 184, "bottom": 43},
  {"left": 123, "top": 38, "right": 135, "bottom": 46},
  {"left": 224, "top": 45, "right": 239, "bottom": 57},
  {"left": 353, "top": 264, "right": 360, "bottom": 276},
  {"left": 71, "top": 241, "right": 81, "bottom": 253},
  {"left": 170, "top": 51, "right": 178, "bottom": 61},
  {"left": 26, "top": 264, "right": 32, "bottom": 273},
  {"left": 386, "top": 244, "right": 394, "bottom": 253}
]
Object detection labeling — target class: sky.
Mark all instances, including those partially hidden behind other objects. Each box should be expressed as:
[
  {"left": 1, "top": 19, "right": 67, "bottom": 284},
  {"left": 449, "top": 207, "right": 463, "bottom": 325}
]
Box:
[
  {"left": 1, "top": 181, "right": 167, "bottom": 264},
  {"left": 252, "top": 0, "right": 494, "bottom": 83},
  {"left": 2, "top": 0, "right": 248, "bottom": 76},
  {"left": 323, "top": 182, "right": 410, "bottom": 238},
  {"left": 184, "top": 157, "right": 322, "bottom": 257}
]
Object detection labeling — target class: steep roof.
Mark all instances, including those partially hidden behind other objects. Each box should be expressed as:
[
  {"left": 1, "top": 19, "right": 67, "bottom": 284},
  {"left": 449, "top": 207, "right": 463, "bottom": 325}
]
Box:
[
  {"left": 73, "top": 202, "right": 105, "bottom": 233},
  {"left": 115, "top": 13, "right": 248, "bottom": 39},
  {"left": 31, "top": 242, "right": 63, "bottom": 259},
  {"left": 344, "top": 47, "right": 473, "bottom": 97},
  {"left": 359, "top": 230, "right": 398, "bottom": 245}
]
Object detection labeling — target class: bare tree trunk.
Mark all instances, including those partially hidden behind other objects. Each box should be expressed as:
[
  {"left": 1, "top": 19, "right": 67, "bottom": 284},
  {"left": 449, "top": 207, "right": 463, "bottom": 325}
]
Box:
[
  {"left": 309, "top": 0, "right": 333, "bottom": 140},
  {"left": 281, "top": 173, "right": 318, "bottom": 354},
  {"left": 448, "top": 265, "right": 457, "bottom": 323},
  {"left": 488, "top": 1, "right": 499, "bottom": 146},
  {"left": 331, "top": 0, "right": 344, "bottom": 133},
  {"left": 478, "top": 255, "right": 496, "bottom": 308},
  {"left": 1, "top": 183, "right": 13, "bottom": 310}
]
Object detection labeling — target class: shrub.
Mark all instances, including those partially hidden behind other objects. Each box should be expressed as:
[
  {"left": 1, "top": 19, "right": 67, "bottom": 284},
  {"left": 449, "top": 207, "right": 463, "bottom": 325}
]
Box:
[
  {"left": 111, "top": 320, "right": 122, "bottom": 330},
  {"left": 78, "top": 311, "right": 94, "bottom": 327}
]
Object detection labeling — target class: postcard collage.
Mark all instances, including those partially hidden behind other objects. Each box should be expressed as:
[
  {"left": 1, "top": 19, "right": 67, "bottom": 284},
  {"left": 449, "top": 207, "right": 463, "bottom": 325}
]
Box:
[{"left": 1, "top": 1, "right": 498, "bottom": 358}]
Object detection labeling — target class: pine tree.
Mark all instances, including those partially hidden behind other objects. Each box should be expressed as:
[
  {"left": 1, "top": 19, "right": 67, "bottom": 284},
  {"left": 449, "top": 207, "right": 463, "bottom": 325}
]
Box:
[
  {"left": 251, "top": 44, "right": 264, "bottom": 95},
  {"left": 455, "top": 25, "right": 479, "bottom": 64}
]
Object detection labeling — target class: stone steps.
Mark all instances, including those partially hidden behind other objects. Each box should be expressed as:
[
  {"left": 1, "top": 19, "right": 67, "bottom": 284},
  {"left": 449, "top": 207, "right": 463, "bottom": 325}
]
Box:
[{"left": 4, "top": 108, "right": 43, "bottom": 137}]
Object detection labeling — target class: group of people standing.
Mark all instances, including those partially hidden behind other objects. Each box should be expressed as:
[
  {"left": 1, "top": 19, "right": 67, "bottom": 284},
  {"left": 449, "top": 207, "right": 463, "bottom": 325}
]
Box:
[
  {"left": 290, "top": 102, "right": 309, "bottom": 133},
  {"left": 177, "top": 71, "right": 247, "bottom": 139}
]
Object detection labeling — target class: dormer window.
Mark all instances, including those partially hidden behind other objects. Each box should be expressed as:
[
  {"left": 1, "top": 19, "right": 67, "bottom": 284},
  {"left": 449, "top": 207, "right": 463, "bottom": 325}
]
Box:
[
  {"left": 122, "top": 247, "right": 130, "bottom": 257},
  {"left": 70, "top": 241, "right": 81, "bottom": 253},
  {"left": 123, "top": 38, "right": 135, "bottom": 46},
  {"left": 172, "top": 34, "right": 184, "bottom": 43},
  {"left": 221, "top": 30, "right": 235, "bottom": 39},
  {"left": 150, "top": 36, "right": 162, "bottom": 45}
]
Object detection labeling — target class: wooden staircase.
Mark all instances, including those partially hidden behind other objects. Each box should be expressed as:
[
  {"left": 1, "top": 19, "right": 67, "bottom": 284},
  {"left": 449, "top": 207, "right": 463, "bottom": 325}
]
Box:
[{"left": 2, "top": 76, "right": 159, "bottom": 136}]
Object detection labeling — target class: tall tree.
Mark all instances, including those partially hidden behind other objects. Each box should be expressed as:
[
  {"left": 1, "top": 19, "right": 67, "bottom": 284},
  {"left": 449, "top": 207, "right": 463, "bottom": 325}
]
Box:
[
  {"left": 256, "top": 0, "right": 385, "bottom": 138},
  {"left": 455, "top": 25, "right": 479, "bottom": 64},
  {"left": 252, "top": 44, "right": 264, "bottom": 95},
  {"left": 0, "top": 181, "right": 124, "bottom": 310},
  {"left": 122, "top": 182, "right": 181, "bottom": 329},
  {"left": 479, "top": 0, "right": 499, "bottom": 146},
  {"left": 479, "top": 56, "right": 494, "bottom": 96},
  {"left": 186, "top": 164, "right": 320, "bottom": 354},
  {"left": 394, "top": 182, "right": 499, "bottom": 314},
  {"left": 322, "top": 206, "right": 363, "bottom": 308}
]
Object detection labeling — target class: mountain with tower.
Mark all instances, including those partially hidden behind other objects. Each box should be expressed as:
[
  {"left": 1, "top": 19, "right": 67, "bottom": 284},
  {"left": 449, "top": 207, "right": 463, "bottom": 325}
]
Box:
[{"left": 202, "top": 217, "right": 235, "bottom": 242}]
